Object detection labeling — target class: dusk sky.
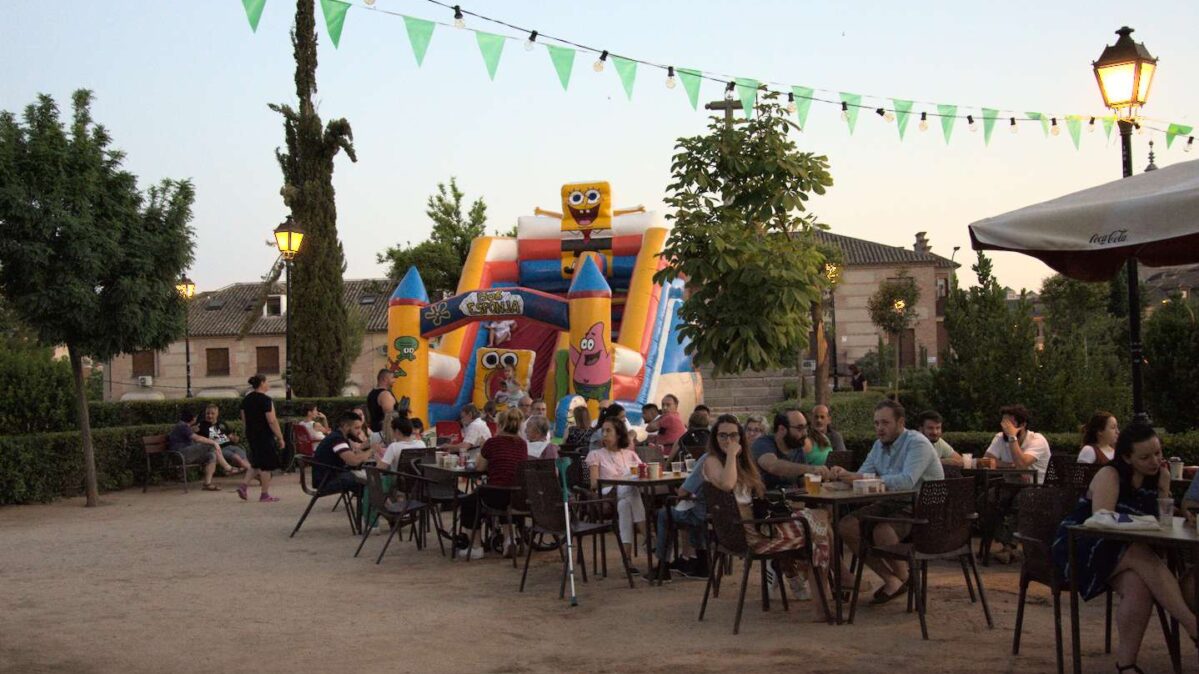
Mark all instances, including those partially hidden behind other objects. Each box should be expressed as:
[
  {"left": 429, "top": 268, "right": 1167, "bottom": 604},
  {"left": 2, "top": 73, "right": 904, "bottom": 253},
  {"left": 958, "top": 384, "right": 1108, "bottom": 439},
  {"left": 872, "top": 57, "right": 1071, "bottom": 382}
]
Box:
[{"left": 4, "top": 1, "right": 1197, "bottom": 293}]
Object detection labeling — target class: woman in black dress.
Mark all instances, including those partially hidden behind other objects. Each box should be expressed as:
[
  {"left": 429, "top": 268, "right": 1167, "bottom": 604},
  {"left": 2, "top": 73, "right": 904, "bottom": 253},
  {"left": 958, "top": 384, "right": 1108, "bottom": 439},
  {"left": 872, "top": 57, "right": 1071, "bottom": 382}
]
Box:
[
  {"left": 237, "top": 374, "right": 285, "bottom": 502},
  {"left": 1052, "top": 423, "right": 1197, "bottom": 672}
]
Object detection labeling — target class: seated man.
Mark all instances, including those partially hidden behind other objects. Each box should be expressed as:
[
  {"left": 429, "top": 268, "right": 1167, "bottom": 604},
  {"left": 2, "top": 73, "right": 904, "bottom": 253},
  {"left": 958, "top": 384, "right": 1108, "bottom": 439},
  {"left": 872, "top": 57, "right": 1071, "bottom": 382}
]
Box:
[
  {"left": 442, "top": 404, "right": 492, "bottom": 456},
  {"left": 811, "top": 404, "right": 848, "bottom": 453},
  {"left": 197, "top": 404, "right": 252, "bottom": 474},
  {"left": 984, "top": 404, "right": 1050, "bottom": 482},
  {"left": 645, "top": 394, "right": 685, "bottom": 460},
  {"left": 830, "top": 400, "right": 943, "bottom": 603},
  {"left": 917, "top": 409, "right": 963, "bottom": 467},
  {"left": 167, "top": 409, "right": 222, "bottom": 491},
  {"left": 750, "top": 409, "right": 829, "bottom": 491},
  {"left": 653, "top": 449, "right": 710, "bottom": 582},
  {"left": 312, "top": 411, "right": 375, "bottom": 495},
  {"left": 524, "top": 415, "right": 558, "bottom": 459}
]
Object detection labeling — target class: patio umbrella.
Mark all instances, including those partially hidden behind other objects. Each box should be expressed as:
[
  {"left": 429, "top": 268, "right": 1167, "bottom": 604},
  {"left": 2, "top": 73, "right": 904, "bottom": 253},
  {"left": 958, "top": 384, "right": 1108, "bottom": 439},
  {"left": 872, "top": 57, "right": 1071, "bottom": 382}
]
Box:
[{"left": 968, "top": 157, "right": 1199, "bottom": 422}]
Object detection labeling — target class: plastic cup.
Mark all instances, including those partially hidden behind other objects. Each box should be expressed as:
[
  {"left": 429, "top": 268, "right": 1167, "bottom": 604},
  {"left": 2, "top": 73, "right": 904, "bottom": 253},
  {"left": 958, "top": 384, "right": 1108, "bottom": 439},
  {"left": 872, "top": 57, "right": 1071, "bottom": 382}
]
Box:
[
  {"left": 961, "top": 454, "right": 973, "bottom": 469},
  {"left": 684, "top": 458, "right": 696, "bottom": 472},
  {"left": 629, "top": 465, "right": 638, "bottom": 477},
  {"left": 647, "top": 462, "right": 661, "bottom": 479},
  {"left": 804, "top": 473, "right": 822, "bottom": 495},
  {"left": 1159, "top": 498, "right": 1175, "bottom": 527},
  {"left": 672, "top": 461, "right": 684, "bottom": 475}
]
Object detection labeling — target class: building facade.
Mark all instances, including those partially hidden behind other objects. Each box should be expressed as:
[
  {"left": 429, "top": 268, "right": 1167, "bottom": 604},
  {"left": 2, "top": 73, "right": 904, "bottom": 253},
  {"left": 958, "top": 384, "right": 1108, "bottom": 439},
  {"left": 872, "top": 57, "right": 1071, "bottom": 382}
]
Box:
[{"left": 104, "top": 279, "right": 395, "bottom": 401}]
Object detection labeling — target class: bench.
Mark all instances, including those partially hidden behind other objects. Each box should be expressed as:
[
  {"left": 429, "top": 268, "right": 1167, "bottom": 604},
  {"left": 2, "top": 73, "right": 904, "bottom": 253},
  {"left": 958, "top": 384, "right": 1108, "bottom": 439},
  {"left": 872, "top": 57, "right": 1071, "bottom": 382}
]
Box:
[{"left": 141, "top": 434, "right": 207, "bottom": 493}]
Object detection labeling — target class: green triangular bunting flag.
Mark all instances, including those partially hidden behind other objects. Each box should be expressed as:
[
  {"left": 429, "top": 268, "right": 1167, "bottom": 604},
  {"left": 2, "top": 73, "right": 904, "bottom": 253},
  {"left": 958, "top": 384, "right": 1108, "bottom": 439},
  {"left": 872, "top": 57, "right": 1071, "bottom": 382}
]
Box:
[
  {"left": 839, "top": 92, "right": 862, "bottom": 134},
  {"left": 892, "top": 99, "right": 914, "bottom": 140},
  {"left": 1065, "top": 115, "right": 1083, "bottom": 150},
  {"left": 791, "top": 86, "right": 814, "bottom": 130},
  {"left": 982, "top": 108, "right": 999, "bottom": 145},
  {"left": 612, "top": 56, "right": 636, "bottom": 100},
  {"left": 1166, "top": 123, "right": 1194, "bottom": 148},
  {"left": 476, "top": 32, "right": 505, "bottom": 81},
  {"left": 735, "top": 78, "right": 759, "bottom": 119},
  {"left": 937, "top": 104, "right": 957, "bottom": 144},
  {"left": 1102, "top": 116, "right": 1115, "bottom": 139},
  {"left": 1027, "top": 112, "right": 1050, "bottom": 137},
  {"left": 677, "top": 68, "right": 702, "bottom": 110},
  {"left": 319, "top": 0, "right": 350, "bottom": 49},
  {"left": 402, "top": 16, "right": 435, "bottom": 66},
  {"left": 242, "top": 0, "right": 266, "bottom": 32},
  {"left": 546, "top": 45, "right": 575, "bottom": 91}
]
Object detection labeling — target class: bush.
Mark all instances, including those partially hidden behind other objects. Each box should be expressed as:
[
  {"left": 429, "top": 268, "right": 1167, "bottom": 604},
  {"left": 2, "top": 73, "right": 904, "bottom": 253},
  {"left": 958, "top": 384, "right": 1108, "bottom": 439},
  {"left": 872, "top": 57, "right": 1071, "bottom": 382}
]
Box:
[
  {"left": 84, "top": 396, "right": 364, "bottom": 431},
  {"left": 0, "top": 345, "right": 75, "bottom": 434},
  {"left": 769, "top": 390, "right": 886, "bottom": 434}
]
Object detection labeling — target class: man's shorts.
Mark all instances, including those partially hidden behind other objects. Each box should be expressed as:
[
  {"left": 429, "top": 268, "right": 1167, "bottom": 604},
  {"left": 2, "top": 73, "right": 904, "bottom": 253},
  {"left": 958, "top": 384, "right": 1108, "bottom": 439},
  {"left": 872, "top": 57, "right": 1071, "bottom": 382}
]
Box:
[
  {"left": 176, "top": 443, "right": 215, "bottom": 465},
  {"left": 849, "top": 499, "right": 914, "bottom": 540}
]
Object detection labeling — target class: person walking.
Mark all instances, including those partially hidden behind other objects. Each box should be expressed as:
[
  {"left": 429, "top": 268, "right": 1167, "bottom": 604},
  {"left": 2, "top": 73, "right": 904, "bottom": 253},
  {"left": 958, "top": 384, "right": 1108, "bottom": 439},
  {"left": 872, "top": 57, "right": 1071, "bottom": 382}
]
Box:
[{"left": 237, "top": 374, "right": 285, "bottom": 502}]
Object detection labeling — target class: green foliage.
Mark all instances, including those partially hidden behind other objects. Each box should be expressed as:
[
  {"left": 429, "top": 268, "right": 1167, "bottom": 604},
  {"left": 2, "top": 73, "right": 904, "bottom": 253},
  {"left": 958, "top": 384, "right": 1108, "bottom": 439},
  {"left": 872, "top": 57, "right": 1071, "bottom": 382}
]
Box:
[
  {"left": 86, "top": 368, "right": 104, "bottom": 402},
  {"left": 0, "top": 90, "right": 196, "bottom": 505},
  {"left": 82, "top": 395, "right": 364, "bottom": 431},
  {"left": 854, "top": 339, "right": 895, "bottom": 389},
  {"left": 378, "top": 178, "right": 489, "bottom": 299},
  {"left": 770, "top": 390, "right": 886, "bottom": 433},
  {"left": 1144, "top": 299, "right": 1199, "bottom": 432},
  {"left": 867, "top": 273, "right": 920, "bottom": 336},
  {"left": 929, "top": 252, "right": 1039, "bottom": 430},
  {"left": 0, "top": 343, "right": 74, "bottom": 434},
  {"left": 271, "top": 0, "right": 358, "bottom": 396},
  {"left": 655, "top": 91, "right": 835, "bottom": 375}
]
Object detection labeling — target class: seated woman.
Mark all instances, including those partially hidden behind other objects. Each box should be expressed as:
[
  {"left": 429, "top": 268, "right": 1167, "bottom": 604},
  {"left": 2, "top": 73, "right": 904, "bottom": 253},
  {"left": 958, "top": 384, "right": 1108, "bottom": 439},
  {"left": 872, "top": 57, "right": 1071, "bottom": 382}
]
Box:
[
  {"left": 703, "top": 413, "right": 832, "bottom": 619},
  {"left": 1078, "top": 410, "right": 1118, "bottom": 465},
  {"left": 298, "top": 402, "right": 330, "bottom": 441},
  {"left": 805, "top": 421, "right": 834, "bottom": 467},
  {"left": 381, "top": 414, "right": 427, "bottom": 471},
  {"left": 586, "top": 415, "right": 645, "bottom": 574},
  {"left": 458, "top": 408, "right": 529, "bottom": 560},
  {"left": 563, "top": 406, "right": 593, "bottom": 453},
  {"left": 744, "top": 414, "right": 767, "bottom": 446},
  {"left": 1052, "top": 423, "right": 1197, "bottom": 673}
]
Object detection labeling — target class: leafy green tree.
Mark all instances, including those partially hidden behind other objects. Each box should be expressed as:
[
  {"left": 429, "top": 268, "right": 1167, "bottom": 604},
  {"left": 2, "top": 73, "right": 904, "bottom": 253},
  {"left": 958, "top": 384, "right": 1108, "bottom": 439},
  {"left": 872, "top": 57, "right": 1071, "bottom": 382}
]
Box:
[
  {"left": 654, "top": 91, "right": 835, "bottom": 375},
  {"left": 1144, "top": 298, "right": 1199, "bottom": 432},
  {"left": 378, "top": 178, "right": 489, "bottom": 298},
  {"left": 930, "top": 252, "right": 1038, "bottom": 430},
  {"left": 1035, "top": 274, "right": 1129, "bottom": 430},
  {"left": 271, "top": 0, "right": 358, "bottom": 396},
  {"left": 866, "top": 273, "right": 920, "bottom": 396},
  {"left": 0, "top": 91, "right": 195, "bottom": 506}
]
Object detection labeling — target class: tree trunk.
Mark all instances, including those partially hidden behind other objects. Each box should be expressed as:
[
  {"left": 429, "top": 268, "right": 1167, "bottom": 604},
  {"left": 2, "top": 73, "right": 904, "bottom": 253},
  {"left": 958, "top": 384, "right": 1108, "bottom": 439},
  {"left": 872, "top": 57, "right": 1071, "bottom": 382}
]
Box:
[
  {"left": 812, "top": 300, "right": 829, "bottom": 406},
  {"left": 69, "top": 344, "right": 99, "bottom": 507}
]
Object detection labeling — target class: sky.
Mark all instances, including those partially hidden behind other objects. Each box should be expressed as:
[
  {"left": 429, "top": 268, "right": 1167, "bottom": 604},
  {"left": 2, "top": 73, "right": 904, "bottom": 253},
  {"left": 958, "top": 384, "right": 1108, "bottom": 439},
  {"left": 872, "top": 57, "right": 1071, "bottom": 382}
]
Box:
[{"left": 3, "top": 1, "right": 1197, "bottom": 294}]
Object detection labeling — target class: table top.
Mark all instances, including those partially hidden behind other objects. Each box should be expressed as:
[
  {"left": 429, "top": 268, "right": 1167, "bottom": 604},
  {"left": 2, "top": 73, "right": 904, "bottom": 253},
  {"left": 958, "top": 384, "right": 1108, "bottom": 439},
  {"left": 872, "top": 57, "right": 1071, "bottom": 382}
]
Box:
[
  {"left": 784, "top": 487, "right": 916, "bottom": 505},
  {"left": 598, "top": 473, "right": 689, "bottom": 487},
  {"left": 1067, "top": 519, "right": 1199, "bottom": 547},
  {"left": 962, "top": 466, "right": 1038, "bottom": 475},
  {"left": 417, "top": 460, "right": 486, "bottom": 476}
]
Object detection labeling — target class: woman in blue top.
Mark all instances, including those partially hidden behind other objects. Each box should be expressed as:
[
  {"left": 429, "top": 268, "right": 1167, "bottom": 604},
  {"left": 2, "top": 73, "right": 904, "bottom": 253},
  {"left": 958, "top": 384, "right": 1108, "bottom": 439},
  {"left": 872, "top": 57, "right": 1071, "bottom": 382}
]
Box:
[{"left": 1051, "top": 423, "right": 1197, "bottom": 673}]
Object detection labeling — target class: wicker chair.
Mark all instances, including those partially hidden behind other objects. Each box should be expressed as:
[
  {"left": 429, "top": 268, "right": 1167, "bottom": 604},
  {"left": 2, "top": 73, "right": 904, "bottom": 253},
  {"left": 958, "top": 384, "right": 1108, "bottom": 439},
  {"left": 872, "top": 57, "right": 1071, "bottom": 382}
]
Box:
[
  {"left": 519, "top": 468, "right": 635, "bottom": 597},
  {"left": 1043, "top": 454, "right": 1102, "bottom": 501},
  {"left": 825, "top": 450, "right": 856, "bottom": 472},
  {"left": 698, "top": 484, "right": 832, "bottom": 634},
  {"left": 848, "top": 477, "right": 992, "bottom": 639},
  {"left": 354, "top": 466, "right": 436, "bottom": 563},
  {"left": 289, "top": 455, "right": 362, "bottom": 538}
]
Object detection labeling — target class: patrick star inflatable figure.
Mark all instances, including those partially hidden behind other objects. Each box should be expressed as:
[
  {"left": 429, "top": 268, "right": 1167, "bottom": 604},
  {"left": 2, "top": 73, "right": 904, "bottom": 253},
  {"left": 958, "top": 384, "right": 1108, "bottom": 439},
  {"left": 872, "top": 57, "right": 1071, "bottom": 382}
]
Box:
[{"left": 569, "top": 321, "right": 612, "bottom": 401}]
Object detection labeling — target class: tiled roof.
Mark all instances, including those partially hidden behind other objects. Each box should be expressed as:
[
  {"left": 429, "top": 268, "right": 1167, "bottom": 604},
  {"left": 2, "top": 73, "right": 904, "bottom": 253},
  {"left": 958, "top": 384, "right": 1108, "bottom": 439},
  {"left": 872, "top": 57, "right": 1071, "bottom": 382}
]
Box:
[
  {"left": 188, "top": 278, "right": 395, "bottom": 337},
  {"left": 813, "top": 230, "right": 958, "bottom": 269}
]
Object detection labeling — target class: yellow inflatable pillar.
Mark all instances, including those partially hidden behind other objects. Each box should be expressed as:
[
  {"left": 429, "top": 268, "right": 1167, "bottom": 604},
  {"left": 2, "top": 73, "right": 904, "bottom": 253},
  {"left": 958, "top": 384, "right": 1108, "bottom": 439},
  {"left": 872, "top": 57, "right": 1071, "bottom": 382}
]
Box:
[
  {"left": 388, "top": 266, "right": 430, "bottom": 424},
  {"left": 567, "top": 254, "right": 613, "bottom": 420}
]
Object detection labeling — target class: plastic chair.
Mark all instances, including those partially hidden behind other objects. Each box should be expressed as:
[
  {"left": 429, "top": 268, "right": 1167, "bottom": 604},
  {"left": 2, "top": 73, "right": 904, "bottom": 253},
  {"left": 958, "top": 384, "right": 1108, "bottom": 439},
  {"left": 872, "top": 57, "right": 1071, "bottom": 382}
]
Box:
[
  {"left": 825, "top": 450, "right": 856, "bottom": 471},
  {"left": 290, "top": 455, "right": 361, "bottom": 538},
  {"left": 354, "top": 466, "right": 438, "bottom": 563}
]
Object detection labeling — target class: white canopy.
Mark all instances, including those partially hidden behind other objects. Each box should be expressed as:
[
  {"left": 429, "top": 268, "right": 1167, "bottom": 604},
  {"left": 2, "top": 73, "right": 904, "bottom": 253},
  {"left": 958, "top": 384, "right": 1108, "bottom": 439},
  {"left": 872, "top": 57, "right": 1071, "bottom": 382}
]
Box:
[{"left": 969, "top": 158, "right": 1199, "bottom": 281}]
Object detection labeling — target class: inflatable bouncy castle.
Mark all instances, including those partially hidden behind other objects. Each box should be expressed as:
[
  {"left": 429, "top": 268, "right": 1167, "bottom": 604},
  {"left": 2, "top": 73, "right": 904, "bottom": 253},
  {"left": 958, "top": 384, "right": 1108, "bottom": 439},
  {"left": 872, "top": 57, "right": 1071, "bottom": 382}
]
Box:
[{"left": 387, "top": 181, "right": 702, "bottom": 437}]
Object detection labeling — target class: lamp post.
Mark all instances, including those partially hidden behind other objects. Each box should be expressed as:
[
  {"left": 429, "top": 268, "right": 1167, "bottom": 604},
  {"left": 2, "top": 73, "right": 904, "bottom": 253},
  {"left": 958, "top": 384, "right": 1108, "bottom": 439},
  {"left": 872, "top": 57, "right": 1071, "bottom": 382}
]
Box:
[
  {"left": 273, "top": 216, "right": 305, "bottom": 401},
  {"left": 1093, "top": 26, "right": 1157, "bottom": 424},
  {"left": 176, "top": 275, "right": 196, "bottom": 398},
  {"left": 824, "top": 262, "right": 842, "bottom": 392}
]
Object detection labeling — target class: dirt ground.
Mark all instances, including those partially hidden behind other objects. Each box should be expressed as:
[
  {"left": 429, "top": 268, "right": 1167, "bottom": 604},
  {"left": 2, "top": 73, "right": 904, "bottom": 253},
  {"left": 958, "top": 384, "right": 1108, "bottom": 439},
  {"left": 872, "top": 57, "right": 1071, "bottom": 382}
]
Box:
[{"left": 0, "top": 473, "right": 1186, "bottom": 674}]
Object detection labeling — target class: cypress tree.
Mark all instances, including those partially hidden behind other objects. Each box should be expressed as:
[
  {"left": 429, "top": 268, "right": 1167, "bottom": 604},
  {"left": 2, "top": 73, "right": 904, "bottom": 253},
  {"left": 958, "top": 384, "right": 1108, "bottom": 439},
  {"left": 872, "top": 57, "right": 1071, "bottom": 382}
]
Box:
[{"left": 269, "top": 0, "right": 357, "bottom": 396}]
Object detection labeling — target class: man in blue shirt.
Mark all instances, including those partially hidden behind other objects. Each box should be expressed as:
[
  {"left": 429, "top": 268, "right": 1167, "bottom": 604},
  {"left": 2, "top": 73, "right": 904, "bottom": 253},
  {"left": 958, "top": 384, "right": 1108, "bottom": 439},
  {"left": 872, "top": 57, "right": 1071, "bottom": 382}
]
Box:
[
  {"left": 312, "top": 411, "right": 375, "bottom": 495},
  {"left": 653, "top": 453, "right": 710, "bottom": 582},
  {"left": 829, "top": 399, "right": 943, "bottom": 604},
  {"left": 750, "top": 409, "right": 831, "bottom": 490}
]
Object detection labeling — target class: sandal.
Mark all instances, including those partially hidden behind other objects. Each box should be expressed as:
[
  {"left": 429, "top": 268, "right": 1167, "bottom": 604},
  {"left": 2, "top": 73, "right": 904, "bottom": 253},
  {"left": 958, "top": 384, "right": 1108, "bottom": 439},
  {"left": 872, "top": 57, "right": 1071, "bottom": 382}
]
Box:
[
  {"left": 259, "top": 493, "right": 280, "bottom": 503},
  {"left": 202, "top": 483, "right": 221, "bottom": 492},
  {"left": 236, "top": 484, "right": 248, "bottom": 501}
]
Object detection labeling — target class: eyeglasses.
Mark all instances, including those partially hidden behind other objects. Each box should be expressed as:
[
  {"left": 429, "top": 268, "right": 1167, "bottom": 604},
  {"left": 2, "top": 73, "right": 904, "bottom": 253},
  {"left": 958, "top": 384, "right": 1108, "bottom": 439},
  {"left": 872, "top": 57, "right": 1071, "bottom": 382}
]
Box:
[
  {"left": 716, "top": 432, "right": 740, "bottom": 441},
  {"left": 790, "top": 424, "right": 808, "bottom": 432}
]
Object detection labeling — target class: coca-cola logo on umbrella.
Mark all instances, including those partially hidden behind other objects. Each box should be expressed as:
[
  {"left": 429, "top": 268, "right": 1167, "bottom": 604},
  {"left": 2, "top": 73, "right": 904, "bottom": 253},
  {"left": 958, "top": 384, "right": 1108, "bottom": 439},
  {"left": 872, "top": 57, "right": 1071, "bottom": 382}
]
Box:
[{"left": 1089, "top": 229, "right": 1129, "bottom": 246}]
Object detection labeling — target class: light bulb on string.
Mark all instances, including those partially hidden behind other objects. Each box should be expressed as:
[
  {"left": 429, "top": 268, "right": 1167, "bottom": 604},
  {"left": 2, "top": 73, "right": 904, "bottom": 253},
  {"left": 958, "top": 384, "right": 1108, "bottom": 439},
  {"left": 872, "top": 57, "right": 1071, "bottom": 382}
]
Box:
[
  {"left": 524, "top": 30, "right": 538, "bottom": 52},
  {"left": 593, "top": 50, "right": 608, "bottom": 73},
  {"left": 1088, "top": 116, "right": 1097, "bottom": 133},
  {"left": 1050, "top": 117, "right": 1060, "bottom": 136},
  {"left": 453, "top": 5, "right": 465, "bottom": 29},
  {"left": 665, "top": 66, "right": 676, "bottom": 90},
  {"left": 968, "top": 114, "right": 977, "bottom": 132},
  {"left": 884, "top": 110, "right": 895, "bottom": 123},
  {"left": 1010, "top": 117, "right": 1018, "bottom": 134},
  {"left": 364, "top": 0, "right": 375, "bottom": 5},
  {"left": 841, "top": 101, "right": 850, "bottom": 122},
  {"left": 786, "top": 93, "right": 797, "bottom": 115},
  {"left": 1186, "top": 137, "right": 1195, "bottom": 153},
  {"left": 918, "top": 111, "right": 928, "bottom": 132}
]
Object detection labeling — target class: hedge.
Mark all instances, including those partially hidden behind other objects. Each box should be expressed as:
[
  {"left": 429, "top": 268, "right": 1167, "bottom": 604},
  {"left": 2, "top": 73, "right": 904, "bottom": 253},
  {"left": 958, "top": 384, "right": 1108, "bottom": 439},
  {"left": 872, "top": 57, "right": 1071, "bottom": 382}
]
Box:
[{"left": 84, "top": 396, "right": 364, "bottom": 431}]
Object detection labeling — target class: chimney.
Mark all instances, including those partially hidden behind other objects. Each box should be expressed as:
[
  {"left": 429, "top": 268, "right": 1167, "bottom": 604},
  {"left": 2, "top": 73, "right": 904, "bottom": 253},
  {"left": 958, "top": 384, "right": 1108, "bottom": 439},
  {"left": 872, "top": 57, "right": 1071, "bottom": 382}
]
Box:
[{"left": 914, "top": 231, "right": 931, "bottom": 253}]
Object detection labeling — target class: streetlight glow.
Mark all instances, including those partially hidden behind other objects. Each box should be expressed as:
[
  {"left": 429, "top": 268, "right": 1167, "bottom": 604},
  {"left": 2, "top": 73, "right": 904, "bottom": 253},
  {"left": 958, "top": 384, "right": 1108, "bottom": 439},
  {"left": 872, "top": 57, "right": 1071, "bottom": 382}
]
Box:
[
  {"left": 273, "top": 215, "right": 305, "bottom": 260},
  {"left": 1093, "top": 26, "right": 1157, "bottom": 119},
  {"left": 176, "top": 275, "right": 195, "bottom": 300}
]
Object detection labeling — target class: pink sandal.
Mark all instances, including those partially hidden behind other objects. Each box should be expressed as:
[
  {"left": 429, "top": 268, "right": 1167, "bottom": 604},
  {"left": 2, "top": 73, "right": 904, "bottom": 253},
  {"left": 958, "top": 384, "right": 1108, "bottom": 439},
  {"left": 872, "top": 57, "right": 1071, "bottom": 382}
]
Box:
[
  {"left": 236, "top": 484, "right": 248, "bottom": 501},
  {"left": 259, "top": 493, "right": 280, "bottom": 503}
]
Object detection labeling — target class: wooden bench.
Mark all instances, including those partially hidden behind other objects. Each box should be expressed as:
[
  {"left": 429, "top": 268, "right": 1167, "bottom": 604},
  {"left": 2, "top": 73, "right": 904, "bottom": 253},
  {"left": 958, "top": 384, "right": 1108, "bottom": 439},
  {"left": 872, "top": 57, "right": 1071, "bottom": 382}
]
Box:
[{"left": 141, "top": 434, "right": 206, "bottom": 493}]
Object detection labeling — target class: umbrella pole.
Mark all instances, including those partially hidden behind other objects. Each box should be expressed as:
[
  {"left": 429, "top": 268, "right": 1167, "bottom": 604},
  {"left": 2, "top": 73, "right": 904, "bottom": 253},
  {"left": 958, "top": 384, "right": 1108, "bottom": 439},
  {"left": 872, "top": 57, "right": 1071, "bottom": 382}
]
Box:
[{"left": 1118, "top": 119, "right": 1149, "bottom": 425}]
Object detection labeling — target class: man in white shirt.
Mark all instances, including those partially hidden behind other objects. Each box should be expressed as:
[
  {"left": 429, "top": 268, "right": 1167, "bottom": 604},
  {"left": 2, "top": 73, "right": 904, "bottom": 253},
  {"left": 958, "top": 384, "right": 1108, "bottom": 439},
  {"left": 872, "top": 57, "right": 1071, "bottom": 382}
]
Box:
[
  {"left": 984, "top": 404, "right": 1051, "bottom": 483},
  {"left": 444, "top": 403, "right": 492, "bottom": 456}
]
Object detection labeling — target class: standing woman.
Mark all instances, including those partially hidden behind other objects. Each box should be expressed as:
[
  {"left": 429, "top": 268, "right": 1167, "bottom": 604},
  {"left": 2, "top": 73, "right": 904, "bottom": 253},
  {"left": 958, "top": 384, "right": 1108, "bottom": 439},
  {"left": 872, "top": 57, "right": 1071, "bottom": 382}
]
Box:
[{"left": 238, "top": 374, "right": 285, "bottom": 502}]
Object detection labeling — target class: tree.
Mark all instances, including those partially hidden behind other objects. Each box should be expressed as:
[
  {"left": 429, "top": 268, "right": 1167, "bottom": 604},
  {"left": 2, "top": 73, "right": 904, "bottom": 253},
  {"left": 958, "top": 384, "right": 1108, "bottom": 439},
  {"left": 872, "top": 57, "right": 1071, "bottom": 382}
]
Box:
[
  {"left": 271, "top": 0, "right": 358, "bottom": 396},
  {"left": 654, "top": 91, "right": 835, "bottom": 375},
  {"left": 378, "top": 178, "right": 489, "bottom": 298},
  {"left": 0, "top": 90, "right": 195, "bottom": 506},
  {"left": 1144, "top": 298, "right": 1199, "bottom": 432},
  {"left": 929, "top": 252, "right": 1038, "bottom": 430},
  {"left": 866, "top": 274, "right": 920, "bottom": 397}
]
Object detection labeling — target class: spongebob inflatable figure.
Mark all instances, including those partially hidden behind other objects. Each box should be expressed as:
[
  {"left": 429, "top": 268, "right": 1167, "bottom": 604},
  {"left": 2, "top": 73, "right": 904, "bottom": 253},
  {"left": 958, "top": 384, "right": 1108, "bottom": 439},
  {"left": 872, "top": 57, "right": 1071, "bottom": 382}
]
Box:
[
  {"left": 535, "top": 181, "right": 646, "bottom": 279},
  {"left": 472, "top": 347, "right": 537, "bottom": 410}
]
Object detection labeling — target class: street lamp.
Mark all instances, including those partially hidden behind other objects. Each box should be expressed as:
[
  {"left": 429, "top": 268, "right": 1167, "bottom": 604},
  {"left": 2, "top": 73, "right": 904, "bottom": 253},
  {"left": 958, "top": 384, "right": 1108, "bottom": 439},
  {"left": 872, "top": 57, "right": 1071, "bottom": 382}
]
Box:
[
  {"left": 1093, "top": 26, "right": 1157, "bottom": 424},
  {"left": 176, "top": 275, "right": 196, "bottom": 398},
  {"left": 273, "top": 215, "right": 305, "bottom": 400},
  {"left": 824, "top": 263, "right": 842, "bottom": 392}
]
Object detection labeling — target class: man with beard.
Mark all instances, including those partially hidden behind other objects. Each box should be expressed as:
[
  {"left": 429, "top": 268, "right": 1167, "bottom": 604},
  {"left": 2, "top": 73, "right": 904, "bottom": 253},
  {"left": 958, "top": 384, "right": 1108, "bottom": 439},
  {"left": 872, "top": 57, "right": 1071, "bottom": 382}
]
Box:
[{"left": 751, "top": 409, "right": 831, "bottom": 490}]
